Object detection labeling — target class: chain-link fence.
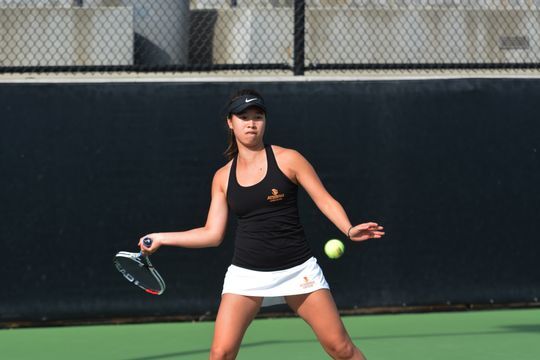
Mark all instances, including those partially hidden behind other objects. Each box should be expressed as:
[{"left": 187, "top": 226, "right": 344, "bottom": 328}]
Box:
[{"left": 1, "top": 0, "right": 540, "bottom": 74}]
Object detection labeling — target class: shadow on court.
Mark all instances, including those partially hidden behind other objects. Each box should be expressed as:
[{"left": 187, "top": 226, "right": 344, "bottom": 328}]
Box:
[
  {"left": 501, "top": 324, "right": 540, "bottom": 333},
  {"left": 121, "top": 340, "right": 314, "bottom": 360},
  {"left": 122, "top": 325, "right": 538, "bottom": 360}
]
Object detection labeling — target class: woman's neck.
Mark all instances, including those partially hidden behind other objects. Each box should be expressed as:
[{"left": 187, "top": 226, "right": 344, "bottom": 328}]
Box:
[{"left": 237, "top": 142, "right": 265, "bottom": 163}]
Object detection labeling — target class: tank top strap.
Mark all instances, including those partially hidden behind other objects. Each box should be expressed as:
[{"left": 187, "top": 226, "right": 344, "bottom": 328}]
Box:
[
  {"left": 228, "top": 154, "right": 239, "bottom": 186},
  {"left": 264, "top": 144, "right": 278, "bottom": 171}
]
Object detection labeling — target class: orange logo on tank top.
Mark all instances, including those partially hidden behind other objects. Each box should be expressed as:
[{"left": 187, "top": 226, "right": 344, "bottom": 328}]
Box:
[
  {"left": 267, "top": 188, "right": 285, "bottom": 202},
  {"left": 300, "top": 276, "right": 315, "bottom": 289}
]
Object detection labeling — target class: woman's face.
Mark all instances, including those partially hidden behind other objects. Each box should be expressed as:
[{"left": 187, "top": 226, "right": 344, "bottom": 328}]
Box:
[{"left": 227, "top": 107, "right": 266, "bottom": 147}]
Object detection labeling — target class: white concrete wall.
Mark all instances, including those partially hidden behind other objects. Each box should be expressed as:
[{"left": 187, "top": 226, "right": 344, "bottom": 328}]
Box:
[
  {"left": 1, "top": 3, "right": 539, "bottom": 68},
  {"left": 0, "top": 1, "right": 72, "bottom": 6},
  {"left": 211, "top": 7, "right": 540, "bottom": 65},
  {"left": 122, "top": 0, "right": 189, "bottom": 64},
  {"left": 212, "top": 8, "right": 293, "bottom": 64},
  {"left": 0, "top": 7, "right": 133, "bottom": 66},
  {"left": 306, "top": 9, "right": 540, "bottom": 64},
  {"left": 85, "top": 0, "right": 190, "bottom": 64}
]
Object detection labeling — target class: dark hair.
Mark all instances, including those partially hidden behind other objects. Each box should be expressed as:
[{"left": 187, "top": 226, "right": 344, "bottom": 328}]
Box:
[{"left": 224, "top": 89, "right": 265, "bottom": 161}]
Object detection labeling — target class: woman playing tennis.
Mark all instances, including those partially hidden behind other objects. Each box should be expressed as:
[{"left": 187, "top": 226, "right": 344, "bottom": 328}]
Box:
[{"left": 139, "top": 89, "right": 385, "bottom": 360}]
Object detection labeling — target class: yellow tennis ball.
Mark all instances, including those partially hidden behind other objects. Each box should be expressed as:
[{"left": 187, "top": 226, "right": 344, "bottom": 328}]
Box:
[{"left": 324, "top": 239, "right": 345, "bottom": 259}]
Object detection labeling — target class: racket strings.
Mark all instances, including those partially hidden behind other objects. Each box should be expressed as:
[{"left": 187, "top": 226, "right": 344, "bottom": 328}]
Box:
[{"left": 114, "top": 252, "right": 166, "bottom": 295}]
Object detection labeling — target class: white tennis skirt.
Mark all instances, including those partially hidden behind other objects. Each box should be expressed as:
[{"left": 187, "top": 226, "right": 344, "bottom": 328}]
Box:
[{"left": 222, "top": 257, "right": 329, "bottom": 307}]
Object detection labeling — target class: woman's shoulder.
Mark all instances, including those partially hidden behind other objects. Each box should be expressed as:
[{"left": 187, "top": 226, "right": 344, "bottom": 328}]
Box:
[
  {"left": 271, "top": 145, "right": 305, "bottom": 163},
  {"left": 214, "top": 159, "right": 233, "bottom": 178},
  {"left": 270, "top": 145, "right": 309, "bottom": 179},
  {"left": 212, "top": 160, "right": 234, "bottom": 188}
]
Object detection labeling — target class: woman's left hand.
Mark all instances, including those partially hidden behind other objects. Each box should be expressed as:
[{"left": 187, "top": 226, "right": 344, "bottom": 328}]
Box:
[{"left": 348, "top": 222, "right": 385, "bottom": 242}]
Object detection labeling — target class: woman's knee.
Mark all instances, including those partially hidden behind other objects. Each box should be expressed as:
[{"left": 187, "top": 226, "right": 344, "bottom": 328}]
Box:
[
  {"left": 209, "top": 345, "right": 237, "bottom": 360},
  {"left": 324, "top": 338, "right": 359, "bottom": 360}
]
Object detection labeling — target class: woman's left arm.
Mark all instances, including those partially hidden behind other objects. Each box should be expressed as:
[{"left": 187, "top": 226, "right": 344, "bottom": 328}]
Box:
[{"left": 289, "top": 150, "right": 384, "bottom": 242}]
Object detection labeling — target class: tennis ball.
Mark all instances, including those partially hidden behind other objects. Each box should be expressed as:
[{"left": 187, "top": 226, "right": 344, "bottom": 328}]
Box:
[{"left": 324, "top": 239, "right": 345, "bottom": 259}]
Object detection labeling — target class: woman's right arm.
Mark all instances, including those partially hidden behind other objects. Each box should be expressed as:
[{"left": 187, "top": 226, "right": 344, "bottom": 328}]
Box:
[{"left": 139, "top": 166, "right": 230, "bottom": 255}]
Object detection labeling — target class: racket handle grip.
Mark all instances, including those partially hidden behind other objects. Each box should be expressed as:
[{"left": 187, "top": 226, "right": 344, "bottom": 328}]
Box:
[{"left": 142, "top": 237, "right": 153, "bottom": 248}]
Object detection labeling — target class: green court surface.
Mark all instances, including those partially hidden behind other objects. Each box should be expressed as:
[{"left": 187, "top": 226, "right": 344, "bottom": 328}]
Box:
[{"left": 1, "top": 309, "right": 539, "bottom": 359}]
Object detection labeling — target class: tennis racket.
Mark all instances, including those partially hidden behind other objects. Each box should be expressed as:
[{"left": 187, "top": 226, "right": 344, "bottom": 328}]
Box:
[{"left": 113, "top": 237, "right": 166, "bottom": 295}]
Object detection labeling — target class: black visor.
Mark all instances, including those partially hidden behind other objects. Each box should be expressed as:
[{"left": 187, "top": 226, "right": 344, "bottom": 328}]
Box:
[{"left": 227, "top": 95, "right": 266, "bottom": 115}]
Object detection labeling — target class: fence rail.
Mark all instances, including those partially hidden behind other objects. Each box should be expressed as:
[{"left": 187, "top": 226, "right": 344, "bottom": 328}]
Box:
[{"left": 1, "top": 0, "right": 540, "bottom": 74}]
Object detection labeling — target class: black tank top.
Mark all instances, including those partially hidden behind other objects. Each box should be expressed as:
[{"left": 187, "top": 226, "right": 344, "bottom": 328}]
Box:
[{"left": 227, "top": 145, "right": 312, "bottom": 271}]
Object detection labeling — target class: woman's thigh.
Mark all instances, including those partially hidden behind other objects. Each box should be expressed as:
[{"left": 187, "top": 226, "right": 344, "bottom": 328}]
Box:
[
  {"left": 286, "top": 290, "right": 349, "bottom": 341},
  {"left": 211, "top": 294, "right": 262, "bottom": 356}
]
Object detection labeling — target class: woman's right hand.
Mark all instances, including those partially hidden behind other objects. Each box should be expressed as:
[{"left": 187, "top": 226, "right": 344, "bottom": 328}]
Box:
[{"left": 138, "top": 234, "right": 162, "bottom": 256}]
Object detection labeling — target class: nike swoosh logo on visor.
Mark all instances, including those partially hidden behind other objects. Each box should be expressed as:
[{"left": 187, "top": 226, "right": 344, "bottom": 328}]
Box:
[{"left": 245, "top": 98, "right": 258, "bottom": 103}]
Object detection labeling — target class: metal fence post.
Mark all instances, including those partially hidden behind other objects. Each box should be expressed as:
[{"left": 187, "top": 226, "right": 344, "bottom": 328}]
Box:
[{"left": 293, "top": 0, "right": 305, "bottom": 76}]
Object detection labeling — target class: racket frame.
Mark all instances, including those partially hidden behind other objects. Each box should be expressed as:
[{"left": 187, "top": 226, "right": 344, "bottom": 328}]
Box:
[{"left": 113, "top": 251, "right": 166, "bottom": 295}]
